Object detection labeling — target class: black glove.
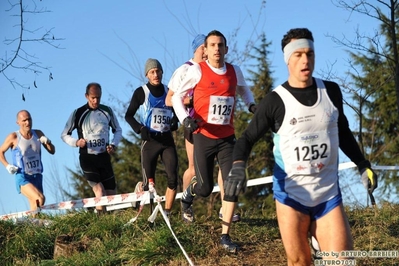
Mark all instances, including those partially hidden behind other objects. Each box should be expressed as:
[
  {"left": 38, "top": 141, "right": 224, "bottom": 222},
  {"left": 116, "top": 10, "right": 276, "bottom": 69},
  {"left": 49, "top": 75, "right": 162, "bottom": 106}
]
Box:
[
  {"left": 224, "top": 161, "right": 247, "bottom": 202},
  {"left": 360, "top": 167, "right": 378, "bottom": 193},
  {"left": 183, "top": 117, "right": 199, "bottom": 133},
  {"left": 248, "top": 103, "right": 257, "bottom": 114},
  {"left": 184, "top": 96, "right": 194, "bottom": 108},
  {"left": 140, "top": 126, "right": 151, "bottom": 141},
  {"left": 170, "top": 114, "right": 179, "bottom": 132}
]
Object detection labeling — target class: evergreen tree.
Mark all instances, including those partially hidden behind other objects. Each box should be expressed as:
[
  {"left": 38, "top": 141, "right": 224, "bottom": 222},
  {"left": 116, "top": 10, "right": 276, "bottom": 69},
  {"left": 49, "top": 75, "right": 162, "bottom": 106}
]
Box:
[
  {"left": 234, "top": 33, "right": 275, "bottom": 213},
  {"left": 347, "top": 39, "right": 399, "bottom": 194},
  {"left": 111, "top": 134, "right": 143, "bottom": 194},
  {"left": 64, "top": 33, "right": 277, "bottom": 215},
  {"left": 63, "top": 166, "right": 92, "bottom": 200},
  {"left": 332, "top": 4, "right": 399, "bottom": 198}
]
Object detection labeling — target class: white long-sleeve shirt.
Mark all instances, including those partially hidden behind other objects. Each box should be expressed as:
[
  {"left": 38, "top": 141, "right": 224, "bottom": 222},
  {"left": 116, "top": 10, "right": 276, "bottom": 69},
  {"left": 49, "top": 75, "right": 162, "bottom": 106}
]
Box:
[
  {"left": 61, "top": 103, "right": 122, "bottom": 155},
  {"left": 172, "top": 60, "right": 255, "bottom": 123}
]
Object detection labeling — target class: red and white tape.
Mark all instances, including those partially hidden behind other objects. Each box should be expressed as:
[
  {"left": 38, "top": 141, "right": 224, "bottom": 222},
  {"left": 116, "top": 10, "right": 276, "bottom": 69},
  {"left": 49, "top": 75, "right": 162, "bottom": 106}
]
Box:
[
  {"left": 1, "top": 162, "right": 397, "bottom": 221},
  {"left": 0, "top": 191, "right": 164, "bottom": 221}
]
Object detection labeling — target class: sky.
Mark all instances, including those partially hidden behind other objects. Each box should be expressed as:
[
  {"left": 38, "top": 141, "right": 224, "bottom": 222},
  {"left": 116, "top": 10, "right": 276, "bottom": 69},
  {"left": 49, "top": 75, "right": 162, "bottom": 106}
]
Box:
[{"left": 0, "top": 0, "right": 387, "bottom": 215}]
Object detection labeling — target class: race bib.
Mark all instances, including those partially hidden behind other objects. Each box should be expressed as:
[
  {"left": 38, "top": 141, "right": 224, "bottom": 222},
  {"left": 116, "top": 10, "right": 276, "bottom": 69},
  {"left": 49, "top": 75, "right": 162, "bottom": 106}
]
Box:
[
  {"left": 207, "top": 95, "right": 234, "bottom": 125},
  {"left": 23, "top": 153, "right": 41, "bottom": 174},
  {"left": 150, "top": 108, "right": 172, "bottom": 132},
  {"left": 290, "top": 131, "right": 330, "bottom": 175},
  {"left": 86, "top": 133, "right": 107, "bottom": 154}
]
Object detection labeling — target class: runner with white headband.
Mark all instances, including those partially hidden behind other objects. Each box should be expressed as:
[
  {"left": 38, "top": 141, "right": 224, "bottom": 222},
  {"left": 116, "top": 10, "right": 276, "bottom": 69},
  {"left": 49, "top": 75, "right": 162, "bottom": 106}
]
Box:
[
  {"left": 224, "top": 27, "right": 378, "bottom": 264},
  {"left": 283, "top": 38, "right": 315, "bottom": 64}
]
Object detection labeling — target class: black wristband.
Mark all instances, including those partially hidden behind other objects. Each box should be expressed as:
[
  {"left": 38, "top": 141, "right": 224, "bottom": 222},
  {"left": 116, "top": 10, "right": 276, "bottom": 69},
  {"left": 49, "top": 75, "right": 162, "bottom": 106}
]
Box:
[
  {"left": 357, "top": 160, "right": 371, "bottom": 172},
  {"left": 232, "top": 161, "right": 246, "bottom": 168},
  {"left": 248, "top": 103, "right": 256, "bottom": 113}
]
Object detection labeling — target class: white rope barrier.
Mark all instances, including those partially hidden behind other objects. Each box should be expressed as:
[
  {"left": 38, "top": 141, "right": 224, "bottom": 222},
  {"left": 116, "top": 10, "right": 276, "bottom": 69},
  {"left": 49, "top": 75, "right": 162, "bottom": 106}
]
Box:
[
  {"left": 150, "top": 199, "right": 195, "bottom": 266},
  {"left": 131, "top": 189, "right": 195, "bottom": 266}
]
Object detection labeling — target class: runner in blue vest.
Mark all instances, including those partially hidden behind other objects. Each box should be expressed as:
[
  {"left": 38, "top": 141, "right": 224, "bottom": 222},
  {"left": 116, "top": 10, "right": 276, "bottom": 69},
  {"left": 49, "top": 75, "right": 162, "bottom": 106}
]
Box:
[
  {"left": 125, "top": 59, "right": 178, "bottom": 216},
  {"left": 0, "top": 110, "right": 55, "bottom": 212}
]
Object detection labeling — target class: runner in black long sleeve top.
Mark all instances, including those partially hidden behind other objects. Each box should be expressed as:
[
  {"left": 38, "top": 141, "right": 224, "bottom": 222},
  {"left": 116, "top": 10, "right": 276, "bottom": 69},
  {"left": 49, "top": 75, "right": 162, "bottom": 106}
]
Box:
[
  {"left": 125, "top": 59, "right": 178, "bottom": 214},
  {"left": 125, "top": 82, "right": 165, "bottom": 134},
  {"left": 233, "top": 79, "right": 370, "bottom": 169},
  {"left": 224, "top": 28, "right": 377, "bottom": 264}
]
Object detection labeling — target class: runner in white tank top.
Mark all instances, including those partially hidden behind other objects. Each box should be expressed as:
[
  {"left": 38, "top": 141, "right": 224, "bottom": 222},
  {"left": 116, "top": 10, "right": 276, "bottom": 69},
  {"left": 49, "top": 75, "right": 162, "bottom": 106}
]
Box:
[
  {"left": 225, "top": 28, "right": 378, "bottom": 263},
  {"left": 0, "top": 110, "right": 55, "bottom": 212}
]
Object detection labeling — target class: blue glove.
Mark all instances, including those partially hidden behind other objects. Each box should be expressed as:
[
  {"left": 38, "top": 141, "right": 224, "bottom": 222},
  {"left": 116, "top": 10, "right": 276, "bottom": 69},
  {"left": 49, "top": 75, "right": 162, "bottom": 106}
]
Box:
[
  {"left": 360, "top": 167, "right": 378, "bottom": 193},
  {"left": 224, "top": 161, "right": 247, "bottom": 202},
  {"left": 183, "top": 117, "right": 199, "bottom": 133}
]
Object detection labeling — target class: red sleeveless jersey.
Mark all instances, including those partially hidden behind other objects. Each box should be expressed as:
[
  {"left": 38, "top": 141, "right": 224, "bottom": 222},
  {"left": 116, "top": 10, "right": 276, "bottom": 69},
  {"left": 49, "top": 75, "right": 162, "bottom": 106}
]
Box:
[{"left": 193, "top": 62, "right": 237, "bottom": 139}]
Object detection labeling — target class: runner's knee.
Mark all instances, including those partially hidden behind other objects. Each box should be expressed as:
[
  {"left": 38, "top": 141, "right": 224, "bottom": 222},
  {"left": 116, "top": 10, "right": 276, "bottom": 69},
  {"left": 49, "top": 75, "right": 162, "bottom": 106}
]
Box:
[
  {"left": 223, "top": 195, "right": 238, "bottom": 202},
  {"left": 195, "top": 184, "right": 213, "bottom": 197},
  {"left": 167, "top": 179, "right": 178, "bottom": 190}
]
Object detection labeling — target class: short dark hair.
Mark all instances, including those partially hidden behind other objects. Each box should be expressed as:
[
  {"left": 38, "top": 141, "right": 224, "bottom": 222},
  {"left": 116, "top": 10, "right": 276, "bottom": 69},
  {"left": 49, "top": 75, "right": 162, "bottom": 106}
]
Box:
[
  {"left": 85, "top": 82, "right": 102, "bottom": 95},
  {"left": 205, "top": 30, "right": 227, "bottom": 47},
  {"left": 281, "top": 28, "right": 314, "bottom": 51}
]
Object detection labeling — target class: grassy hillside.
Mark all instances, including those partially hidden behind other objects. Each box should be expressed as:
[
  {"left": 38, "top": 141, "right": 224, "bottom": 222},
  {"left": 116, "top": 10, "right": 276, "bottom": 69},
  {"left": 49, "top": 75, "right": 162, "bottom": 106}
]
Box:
[{"left": 0, "top": 203, "right": 398, "bottom": 265}]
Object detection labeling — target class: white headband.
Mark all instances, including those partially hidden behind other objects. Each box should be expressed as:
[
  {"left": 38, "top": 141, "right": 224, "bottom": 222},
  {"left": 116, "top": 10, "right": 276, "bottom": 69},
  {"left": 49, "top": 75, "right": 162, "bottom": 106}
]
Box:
[{"left": 283, "top": 39, "right": 314, "bottom": 64}]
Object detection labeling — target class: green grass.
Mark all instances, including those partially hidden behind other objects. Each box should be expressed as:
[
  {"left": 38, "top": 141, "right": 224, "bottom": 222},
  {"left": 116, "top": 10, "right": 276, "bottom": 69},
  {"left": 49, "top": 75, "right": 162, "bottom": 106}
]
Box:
[{"left": 0, "top": 203, "right": 398, "bottom": 266}]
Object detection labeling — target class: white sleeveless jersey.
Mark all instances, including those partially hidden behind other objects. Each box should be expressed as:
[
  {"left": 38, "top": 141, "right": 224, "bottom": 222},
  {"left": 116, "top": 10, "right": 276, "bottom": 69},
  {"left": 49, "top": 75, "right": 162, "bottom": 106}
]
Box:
[
  {"left": 12, "top": 130, "right": 43, "bottom": 175},
  {"left": 272, "top": 78, "right": 340, "bottom": 207}
]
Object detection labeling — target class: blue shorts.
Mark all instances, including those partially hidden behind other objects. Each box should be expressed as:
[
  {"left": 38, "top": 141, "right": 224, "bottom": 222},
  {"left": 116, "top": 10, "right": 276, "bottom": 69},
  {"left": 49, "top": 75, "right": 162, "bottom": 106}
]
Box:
[
  {"left": 274, "top": 191, "right": 342, "bottom": 220},
  {"left": 15, "top": 173, "right": 43, "bottom": 194}
]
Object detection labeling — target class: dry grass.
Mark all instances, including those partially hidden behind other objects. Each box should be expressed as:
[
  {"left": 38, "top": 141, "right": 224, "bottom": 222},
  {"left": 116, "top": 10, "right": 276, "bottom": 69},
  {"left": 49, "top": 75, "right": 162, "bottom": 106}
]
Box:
[{"left": 0, "top": 203, "right": 398, "bottom": 265}]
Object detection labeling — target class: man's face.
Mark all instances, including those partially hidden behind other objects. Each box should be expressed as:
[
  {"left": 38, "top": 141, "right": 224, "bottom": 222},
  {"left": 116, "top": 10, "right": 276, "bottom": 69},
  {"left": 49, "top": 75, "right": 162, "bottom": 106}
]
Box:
[
  {"left": 205, "top": 35, "right": 227, "bottom": 64},
  {"left": 195, "top": 44, "right": 208, "bottom": 61},
  {"left": 146, "top": 68, "right": 163, "bottom": 85},
  {"left": 17, "top": 111, "right": 32, "bottom": 131},
  {"left": 287, "top": 43, "right": 315, "bottom": 87},
  {"left": 85, "top": 86, "right": 101, "bottom": 109}
]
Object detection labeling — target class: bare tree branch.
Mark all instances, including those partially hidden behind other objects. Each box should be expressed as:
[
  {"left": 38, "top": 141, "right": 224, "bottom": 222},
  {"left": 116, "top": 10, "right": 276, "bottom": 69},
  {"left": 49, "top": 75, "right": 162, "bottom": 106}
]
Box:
[
  {"left": 330, "top": 0, "right": 399, "bottom": 115},
  {"left": 1, "top": 0, "right": 64, "bottom": 95}
]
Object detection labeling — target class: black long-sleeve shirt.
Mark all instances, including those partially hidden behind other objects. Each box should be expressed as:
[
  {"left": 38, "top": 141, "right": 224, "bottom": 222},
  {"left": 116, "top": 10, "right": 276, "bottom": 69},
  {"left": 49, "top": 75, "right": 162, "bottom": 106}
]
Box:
[
  {"left": 125, "top": 82, "right": 166, "bottom": 134},
  {"left": 233, "top": 78, "right": 370, "bottom": 170}
]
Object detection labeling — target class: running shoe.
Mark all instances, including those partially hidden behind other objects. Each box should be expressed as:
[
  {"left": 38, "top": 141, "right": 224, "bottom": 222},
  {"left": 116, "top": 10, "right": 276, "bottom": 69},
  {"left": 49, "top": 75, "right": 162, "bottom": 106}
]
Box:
[
  {"left": 132, "top": 181, "right": 143, "bottom": 208},
  {"left": 181, "top": 176, "right": 197, "bottom": 211},
  {"left": 94, "top": 209, "right": 106, "bottom": 216},
  {"left": 220, "top": 234, "right": 239, "bottom": 253},
  {"left": 218, "top": 207, "right": 241, "bottom": 222},
  {"left": 181, "top": 176, "right": 197, "bottom": 223},
  {"left": 181, "top": 205, "right": 194, "bottom": 223}
]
